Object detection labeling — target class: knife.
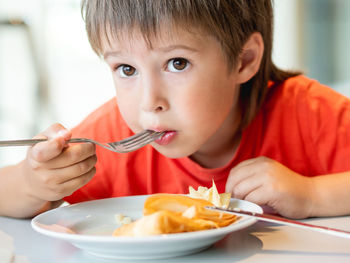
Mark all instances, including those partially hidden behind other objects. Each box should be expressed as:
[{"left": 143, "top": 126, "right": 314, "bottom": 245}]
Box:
[{"left": 205, "top": 206, "right": 350, "bottom": 239}]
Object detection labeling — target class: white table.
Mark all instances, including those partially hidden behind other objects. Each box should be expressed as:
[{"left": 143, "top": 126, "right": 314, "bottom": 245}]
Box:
[{"left": 1, "top": 215, "right": 350, "bottom": 263}]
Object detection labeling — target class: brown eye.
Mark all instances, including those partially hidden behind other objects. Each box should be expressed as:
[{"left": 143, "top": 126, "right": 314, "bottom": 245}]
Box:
[
  {"left": 168, "top": 58, "right": 189, "bottom": 72},
  {"left": 122, "top": 65, "right": 136, "bottom": 76},
  {"left": 117, "top": 64, "right": 137, "bottom": 77}
]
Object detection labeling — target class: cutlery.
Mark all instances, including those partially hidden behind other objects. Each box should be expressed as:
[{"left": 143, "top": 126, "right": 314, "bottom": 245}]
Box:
[
  {"left": 206, "top": 206, "right": 350, "bottom": 239},
  {"left": 0, "top": 130, "right": 165, "bottom": 153}
]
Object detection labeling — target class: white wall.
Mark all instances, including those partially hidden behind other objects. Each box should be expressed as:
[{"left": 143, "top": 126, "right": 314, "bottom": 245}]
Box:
[
  {"left": 0, "top": 0, "right": 114, "bottom": 165},
  {"left": 272, "top": 0, "right": 302, "bottom": 71}
]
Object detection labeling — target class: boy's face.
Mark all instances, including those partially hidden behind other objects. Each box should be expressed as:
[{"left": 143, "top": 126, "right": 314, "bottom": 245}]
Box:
[{"left": 103, "top": 27, "right": 241, "bottom": 160}]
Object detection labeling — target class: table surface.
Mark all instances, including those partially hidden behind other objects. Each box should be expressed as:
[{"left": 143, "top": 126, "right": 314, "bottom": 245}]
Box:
[{"left": 1, "top": 214, "right": 350, "bottom": 263}]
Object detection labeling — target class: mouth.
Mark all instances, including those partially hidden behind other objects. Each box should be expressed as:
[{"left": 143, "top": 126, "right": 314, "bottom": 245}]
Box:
[{"left": 153, "top": 130, "right": 177, "bottom": 145}]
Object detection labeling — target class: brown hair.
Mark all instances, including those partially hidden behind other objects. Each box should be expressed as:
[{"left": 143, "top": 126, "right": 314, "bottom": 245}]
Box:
[{"left": 81, "top": 0, "right": 300, "bottom": 131}]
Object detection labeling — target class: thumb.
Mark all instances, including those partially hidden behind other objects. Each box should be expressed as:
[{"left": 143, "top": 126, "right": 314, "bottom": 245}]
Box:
[{"left": 29, "top": 124, "right": 72, "bottom": 162}]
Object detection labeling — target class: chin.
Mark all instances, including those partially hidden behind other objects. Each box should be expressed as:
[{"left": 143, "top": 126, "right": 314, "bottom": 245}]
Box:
[{"left": 152, "top": 145, "right": 195, "bottom": 159}]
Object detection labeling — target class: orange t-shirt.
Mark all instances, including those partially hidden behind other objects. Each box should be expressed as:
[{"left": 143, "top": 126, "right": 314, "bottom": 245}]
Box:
[{"left": 64, "top": 75, "right": 350, "bottom": 204}]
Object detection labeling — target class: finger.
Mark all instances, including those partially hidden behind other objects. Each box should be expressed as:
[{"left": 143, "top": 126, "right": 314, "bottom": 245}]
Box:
[
  {"left": 57, "top": 168, "right": 96, "bottom": 198},
  {"left": 225, "top": 163, "right": 256, "bottom": 193},
  {"left": 232, "top": 173, "right": 264, "bottom": 200},
  {"left": 29, "top": 137, "right": 67, "bottom": 163},
  {"left": 36, "top": 142, "right": 96, "bottom": 169},
  {"left": 53, "top": 155, "right": 97, "bottom": 184},
  {"left": 231, "top": 156, "right": 271, "bottom": 171},
  {"left": 42, "top": 167, "right": 96, "bottom": 201},
  {"left": 228, "top": 156, "right": 260, "bottom": 172},
  {"left": 243, "top": 186, "right": 271, "bottom": 206},
  {"left": 225, "top": 157, "right": 269, "bottom": 193},
  {"left": 29, "top": 124, "right": 72, "bottom": 162},
  {"left": 39, "top": 123, "right": 71, "bottom": 141}
]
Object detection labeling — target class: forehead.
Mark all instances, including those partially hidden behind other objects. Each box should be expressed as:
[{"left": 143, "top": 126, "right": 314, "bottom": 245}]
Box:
[{"left": 101, "top": 25, "right": 215, "bottom": 56}]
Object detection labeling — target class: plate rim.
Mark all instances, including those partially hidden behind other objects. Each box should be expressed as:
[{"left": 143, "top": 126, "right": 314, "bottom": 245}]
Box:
[{"left": 31, "top": 194, "right": 262, "bottom": 243}]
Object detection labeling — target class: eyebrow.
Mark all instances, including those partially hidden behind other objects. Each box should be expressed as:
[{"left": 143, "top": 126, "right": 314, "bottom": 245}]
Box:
[
  {"left": 103, "top": 44, "right": 198, "bottom": 59},
  {"left": 103, "top": 50, "right": 122, "bottom": 59},
  {"left": 157, "top": 44, "right": 199, "bottom": 53}
]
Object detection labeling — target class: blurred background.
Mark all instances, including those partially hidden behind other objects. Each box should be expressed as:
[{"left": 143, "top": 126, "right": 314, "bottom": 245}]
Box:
[{"left": 0, "top": 0, "right": 349, "bottom": 166}]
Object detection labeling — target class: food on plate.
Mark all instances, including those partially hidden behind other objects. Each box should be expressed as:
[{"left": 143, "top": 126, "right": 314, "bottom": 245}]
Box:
[
  {"left": 143, "top": 194, "right": 237, "bottom": 228},
  {"left": 113, "top": 182, "right": 237, "bottom": 237},
  {"left": 188, "top": 180, "right": 231, "bottom": 208},
  {"left": 36, "top": 223, "right": 76, "bottom": 234},
  {"left": 115, "top": 213, "right": 132, "bottom": 225},
  {"left": 113, "top": 208, "right": 217, "bottom": 236}
]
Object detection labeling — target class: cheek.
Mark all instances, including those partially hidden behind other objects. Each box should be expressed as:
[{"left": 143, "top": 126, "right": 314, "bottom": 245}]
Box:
[
  {"left": 175, "top": 95, "right": 226, "bottom": 142},
  {"left": 116, "top": 92, "right": 139, "bottom": 130},
  {"left": 180, "top": 84, "right": 236, "bottom": 124}
]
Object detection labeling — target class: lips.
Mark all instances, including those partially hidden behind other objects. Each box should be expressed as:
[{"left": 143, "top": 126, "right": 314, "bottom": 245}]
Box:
[{"left": 154, "top": 130, "right": 177, "bottom": 145}]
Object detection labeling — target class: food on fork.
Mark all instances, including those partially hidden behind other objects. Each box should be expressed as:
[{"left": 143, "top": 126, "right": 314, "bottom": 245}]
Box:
[{"left": 112, "top": 182, "right": 237, "bottom": 237}]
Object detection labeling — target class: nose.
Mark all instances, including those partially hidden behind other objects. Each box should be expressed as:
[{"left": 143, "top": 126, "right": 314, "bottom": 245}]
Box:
[{"left": 140, "top": 75, "right": 169, "bottom": 113}]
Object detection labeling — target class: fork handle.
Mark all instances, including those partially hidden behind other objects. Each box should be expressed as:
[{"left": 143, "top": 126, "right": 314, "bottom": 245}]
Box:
[
  {"left": 0, "top": 138, "right": 90, "bottom": 147},
  {"left": 0, "top": 139, "right": 48, "bottom": 147}
]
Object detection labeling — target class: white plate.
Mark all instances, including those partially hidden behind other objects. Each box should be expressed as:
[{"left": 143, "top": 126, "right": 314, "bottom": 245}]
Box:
[{"left": 31, "top": 195, "right": 262, "bottom": 260}]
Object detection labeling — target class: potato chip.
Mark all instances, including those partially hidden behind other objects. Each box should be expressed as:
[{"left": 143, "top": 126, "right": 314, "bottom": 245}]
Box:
[
  {"left": 219, "top": 193, "right": 231, "bottom": 208},
  {"left": 188, "top": 180, "right": 231, "bottom": 208}
]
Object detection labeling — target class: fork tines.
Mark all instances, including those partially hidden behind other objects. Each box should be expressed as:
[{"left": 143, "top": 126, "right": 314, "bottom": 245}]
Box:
[{"left": 108, "top": 130, "right": 164, "bottom": 151}]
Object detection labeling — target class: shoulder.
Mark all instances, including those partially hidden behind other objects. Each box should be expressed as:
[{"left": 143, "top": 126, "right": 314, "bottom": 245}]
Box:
[
  {"left": 247, "top": 75, "right": 350, "bottom": 174},
  {"left": 265, "top": 75, "right": 350, "bottom": 113},
  {"left": 71, "top": 98, "right": 132, "bottom": 140},
  {"left": 262, "top": 75, "right": 350, "bottom": 155},
  {"left": 259, "top": 74, "right": 350, "bottom": 145}
]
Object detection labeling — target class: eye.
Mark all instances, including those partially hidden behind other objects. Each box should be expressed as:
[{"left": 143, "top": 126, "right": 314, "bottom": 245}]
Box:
[
  {"left": 167, "top": 58, "right": 189, "bottom": 72},
  {"left": 116, "top": 64, "right": 137, "bottom": 78}
]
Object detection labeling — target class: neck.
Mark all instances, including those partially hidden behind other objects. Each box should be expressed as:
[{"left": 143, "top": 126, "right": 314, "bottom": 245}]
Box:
[
  {"left": 190, "top": 132, "right": 241, "bottom": 169},
  {"left": 190, "top": 106, "right": 242, "bottom": 169}
]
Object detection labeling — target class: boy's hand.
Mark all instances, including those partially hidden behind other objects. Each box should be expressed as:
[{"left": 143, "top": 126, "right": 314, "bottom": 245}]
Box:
[
  {"left": 225, "top": 157, "right": 314, "bottom": 219},
  {"left": 22, "top": 123, "right": 97, "bottom": 203}
]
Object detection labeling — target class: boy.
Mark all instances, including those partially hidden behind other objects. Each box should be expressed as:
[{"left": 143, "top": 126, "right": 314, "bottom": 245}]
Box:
[{"left": 1, "top": 0, "right": 350, "bottom": 219}]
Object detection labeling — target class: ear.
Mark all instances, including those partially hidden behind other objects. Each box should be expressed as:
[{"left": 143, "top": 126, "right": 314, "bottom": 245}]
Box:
[{"left": 235, "top": 32, "right": 264, "bottom": 84}]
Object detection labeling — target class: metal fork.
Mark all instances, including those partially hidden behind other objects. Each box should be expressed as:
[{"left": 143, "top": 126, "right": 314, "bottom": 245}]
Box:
[{"left": 0, "top": 130, "right": 165, "bottom": 153}]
